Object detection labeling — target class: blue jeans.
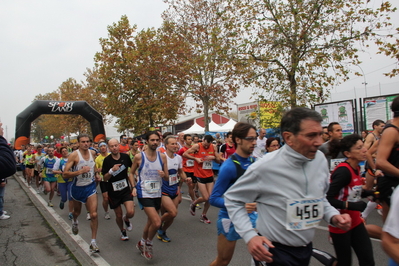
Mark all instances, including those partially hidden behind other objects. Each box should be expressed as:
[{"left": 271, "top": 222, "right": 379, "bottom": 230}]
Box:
[{"left": 0, "top": 182, "right": 6, "bottom": 215}]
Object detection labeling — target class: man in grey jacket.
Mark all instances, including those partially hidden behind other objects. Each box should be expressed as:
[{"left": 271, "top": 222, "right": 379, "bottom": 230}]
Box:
[{"left": 225, "top": 107, "right": 351, "bottom": 265}]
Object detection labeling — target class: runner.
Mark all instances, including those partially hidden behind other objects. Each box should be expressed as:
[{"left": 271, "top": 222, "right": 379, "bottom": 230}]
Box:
[
  {"left": 129, "top": 131, "right": 169, "bottom": 260},
  {"left": 157, "top": 136, "right": 191, "bottom": 242},
  {"left": 224, "top": 107, "right": 351, "bottom": 265},
  {"left": 326, "top": 134, "right": 375, "bottom": 265},
  {"left": 184, "top": 135, "right": 220, "bottom": 224},
  {"left": 33, "top": 145, "right": 45, "bottom": 193},
  {"left": 119, "top": 134, "right": 129, "bottom": 154},
  {"left": 95, "top": 142, "right": 111, "bottom": 220},
  {"left": 52, "top": 146, "right": 74, "bottom": 219},
  {"left": 209, "top": 122, "right": 257, "bottom": 266},
  {"left": 177, "top": 132, "right": 185, "bottom": 150},
  {"left": 63, "top": 134, "right": 101, "bottom": 253},
  {"left": 376, "top": 95, "right": 399, "bottom": 222},
  {"left": 39, "top": 146, "right": 58, "bottom": 207},
  {"left": 177, "top": 134, "right": 197, "bottom": 204},
  {"left": 252, "top": 128, "right": 267, "bottom": 159},
  {"left": 24, "top": 146, "right": 35, "bottom": 187},
  {"left": 381, "top": 186, "right": 399, "bottom": 266},
  {"left": 102, "top": 139, "right": 134, "bottom": 241},
  {"left": 219, "top": 132, "right": 235, "bottom": 161},
  {"left": 319, "top": 122, "right": 344, "bottom": 171}
]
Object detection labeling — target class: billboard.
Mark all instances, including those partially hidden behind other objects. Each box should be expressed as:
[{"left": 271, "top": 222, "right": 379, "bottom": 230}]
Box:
[
  {"left": 363, "top": 94, "right": 398, "bottom": 131},
  {"left": 259, "top": 101, "right": 281, "bottom": 129},
  {"left": 237, "top": 101, "right": 258, "bottom": 126},
  {"left": 314, "top": 100, "right": 355, "bottom": 135}
]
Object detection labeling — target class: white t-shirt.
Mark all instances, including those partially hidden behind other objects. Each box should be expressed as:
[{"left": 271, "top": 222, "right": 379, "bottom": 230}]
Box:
[
  {"left": 383, "top": 186, "right": 399, "bottom": 239},
  {"left": 252, "top": 137, "right": 267, "bottom": 158}
]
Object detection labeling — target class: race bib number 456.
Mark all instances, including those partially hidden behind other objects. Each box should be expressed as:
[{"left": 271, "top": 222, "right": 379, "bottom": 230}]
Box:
[{"left": 286, "top": 198, "right": 324, "bottom": 231}]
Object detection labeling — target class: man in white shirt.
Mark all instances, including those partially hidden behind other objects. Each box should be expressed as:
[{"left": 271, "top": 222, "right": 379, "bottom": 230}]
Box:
[{"left": 252, "top": 128, "right": 267, "bottom": 159}]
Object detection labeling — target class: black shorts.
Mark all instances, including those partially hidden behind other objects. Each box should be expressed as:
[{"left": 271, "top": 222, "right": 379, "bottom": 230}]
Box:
[
  {"left": 26, "top": 165, "right": 34, "bottom": 169},
  {"left": 99, "top": 181, "right": 108, "bottom": 194},
  {"left": 137, "top": 197, "right": 161, "bottom": 210},
  {"left": 108, "top": 189, "right": 133, "bottom": 209},
  {"left": 196, "top": 176, "right": 214, "bottom": 184},
  {"left": 377, "top": 176, "right": 399, "bottom": 206},
  {"left": 185, "top": 172, "right": 196, "bottom": 183},
  {"left": 34, "top": 170, "right": 39, "bottom": 176}
]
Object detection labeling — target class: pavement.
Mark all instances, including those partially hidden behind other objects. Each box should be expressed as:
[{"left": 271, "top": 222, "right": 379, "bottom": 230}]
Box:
[{"left": 0, "top": 171, "right": 390, "bottom": 266}]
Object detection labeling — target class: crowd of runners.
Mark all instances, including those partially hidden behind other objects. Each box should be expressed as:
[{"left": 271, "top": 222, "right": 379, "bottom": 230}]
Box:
[{"left": 6, "top": 97, "right": 399, "bottom": 265}]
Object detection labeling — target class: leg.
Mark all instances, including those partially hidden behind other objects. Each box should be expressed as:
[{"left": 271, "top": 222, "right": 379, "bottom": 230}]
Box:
[
  {"left": 85, "top": 193, "right": 98, "bottom": 240},
  {"left": 43, "top": 180, "right": 50, "bottom": 194},
  {"left": 160, "top": 196, "right": 179, "bottom": 232},
  {"left": 143, "top": 207, "right": 161, "bottom": 241},
  {"left": 351, "top": 223, "right": 375, "bottom": 266},
  {"left": 113, "top": 205, "right": 124, "bottom": 231},
  {"left": 102, "top": 192, "right": 109, "bottom": 213},
  {"left": 73, "top": 200, "right": 82, "bottom": 222},
  {"left": 381, "top": 201, "right": 390, "bottom": 223},
  {"left": 49, "top": 181, "right": 57, "bottom": 201},
  {"left": 330, "top": 231, "right": 352, "bottom": 266},
  {"left": 210, "top": 234, "right": 237, "bottom": 266},
  {"left": 202, "top": 182, "right": 214, "bottom": 215},
  {"left": 0, "top": 181, "right": 6, "bottom": 215}
]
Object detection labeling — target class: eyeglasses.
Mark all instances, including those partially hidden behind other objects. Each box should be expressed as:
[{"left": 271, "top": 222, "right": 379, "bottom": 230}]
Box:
[{"left": 242, "top": 136, "right": 257, "bottom": 142}]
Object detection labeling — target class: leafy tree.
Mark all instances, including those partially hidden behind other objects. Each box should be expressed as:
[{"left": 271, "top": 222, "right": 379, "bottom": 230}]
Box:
[
  {"left": 94, "top": 16, "right": 187, "bottom": 134},
  {"left": 225, "top": 0, "right": 396, "bottom": 107},
  {"left": 377, "top": 27, "right": 399, "bottom": 77},
  {"left": 162, "top": 0, "right": 246, "bottom": 131}
]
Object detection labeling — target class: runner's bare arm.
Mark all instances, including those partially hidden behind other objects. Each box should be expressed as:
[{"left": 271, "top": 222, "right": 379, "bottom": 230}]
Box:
[
  {"left": 159, "top": 153, "right": 169, "bottom": 181},
  {"left": 183, "top": 144, "right": 200, "bottom": 162}
]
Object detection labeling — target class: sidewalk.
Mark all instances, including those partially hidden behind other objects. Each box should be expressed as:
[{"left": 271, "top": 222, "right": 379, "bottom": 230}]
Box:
[{"left": 0, "top": 172, "right": 99, "bottom": 266}]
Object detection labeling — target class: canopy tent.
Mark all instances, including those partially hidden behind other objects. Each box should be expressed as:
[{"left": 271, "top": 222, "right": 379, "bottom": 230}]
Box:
[
  {"left": 219, "top": 119, "right": 237, "bottom": 132},
  {"left": 182, "top": 122, "right": 205, "bottom": 134},
  {"left": 208, "top": 121, "right": 224, "bottom": 132}
]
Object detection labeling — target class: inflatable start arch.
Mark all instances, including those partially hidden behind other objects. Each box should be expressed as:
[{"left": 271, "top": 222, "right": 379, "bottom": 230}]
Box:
[{"left": 15, "top": 100, "right": 106, "bottom": 149}]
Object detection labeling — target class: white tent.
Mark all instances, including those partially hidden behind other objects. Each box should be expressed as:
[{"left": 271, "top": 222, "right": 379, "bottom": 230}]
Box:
[
  {"left": 182, "top": 123, "right": 205, "bottom": 134},
  {"left": 219, "top": 119, "right": 237, "bottom": 132},
  {"left": 208, "top": 121, "right": 224, "bottom": 132}
]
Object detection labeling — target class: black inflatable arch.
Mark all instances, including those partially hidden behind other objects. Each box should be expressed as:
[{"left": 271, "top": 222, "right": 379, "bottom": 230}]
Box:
[{"left": 15, "top": 100, "right": 106, "bottom": 149}]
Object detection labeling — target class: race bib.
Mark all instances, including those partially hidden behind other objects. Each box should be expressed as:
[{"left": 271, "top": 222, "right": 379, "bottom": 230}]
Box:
[
  {"left": 187, "top": 160, "right": 194, "bottom": 167},
  {"left": 330, "top": 158, "right": 345, "bottom": 171},
  {"left": 202, "top": 161, "right": 212, "bottom": 170},
  {"left": 81, "top": 172, "right": 93, "bottom": 180},
  {"left": 112, "top": 179, "right": 128, "bottom": 191},
  {"left": 347, "top": 185, "right": 362, "bottom": 202},
  {"left": 169, "top": 173, "right": 179, "bottom": 186},
  {"left": 286, "top": 198, "right": 324, "bottom": 231},
  {"left": 144, "top": 180, "right": 161, "bottom": 193},
  {"left": 46, "top": 168, "right": 53, "bottom": 175}
]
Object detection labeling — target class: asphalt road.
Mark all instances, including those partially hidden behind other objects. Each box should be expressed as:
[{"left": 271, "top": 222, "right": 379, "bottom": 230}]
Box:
[{"left": 11, "top": 171, "right": 389, "bottom": 265}]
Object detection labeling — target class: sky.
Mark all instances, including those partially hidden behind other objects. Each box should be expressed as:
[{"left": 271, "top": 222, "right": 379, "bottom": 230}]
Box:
[{"left": 1, "top": 0, "right": 398, "bottom": 141}]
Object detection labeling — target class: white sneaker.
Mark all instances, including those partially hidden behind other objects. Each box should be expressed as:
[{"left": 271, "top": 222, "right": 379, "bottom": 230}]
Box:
[
  {"left": 2, "top": 211, "right": 7, "bottom": 215},
  {"left": 123, "top": 215, "right": 133, "bottom": 231},
  {"left": 86, "top": 212, "right": 91, "bottom": 220},
  {"left": 104, "top": 212, "right": 111, "bottom": 220},
  {"left": 0, "top": 214, "right": 10, "bottom": 220}
]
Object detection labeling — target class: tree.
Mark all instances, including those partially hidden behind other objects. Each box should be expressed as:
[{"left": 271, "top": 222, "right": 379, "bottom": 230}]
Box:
[
  {"left": 225, "top": 0, "right": 396, "bottom": 108},
  {"left": 94, "top": 16, "right": 187, "bottom": 134},
  {"left": 378, "top": 27, "right": 399, "bottom": 77},
  {"left": 162, "top": 0, "right": 246, "bottom": 131}
]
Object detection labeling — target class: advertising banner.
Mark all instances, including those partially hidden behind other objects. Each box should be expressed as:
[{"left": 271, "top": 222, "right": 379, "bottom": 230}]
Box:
[{"left": 314, "top": 100, "right": 355, "bottom": 135}]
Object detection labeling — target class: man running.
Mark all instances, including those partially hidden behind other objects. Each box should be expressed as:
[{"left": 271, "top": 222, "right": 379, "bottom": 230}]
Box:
[
  {"left": 95, "top": 142, "right": 111, "bottom": 220},
  {"left": 39, "top": 146, "right": 58, "bottom": 207},
  {"left": 225, "top": 107, "right": 351, "bottom": 265},
  {"left": 177, "top": 134, "right": 197, "bottom": 204},
  {"left": 184, "top": 135, "right": 220, "bottom": 224},
  {"left": 157, "top": 136, "right": 191, "bottom": 242},
  {"left": 53, "top": 146, "right": 74, "bottom": 219},
  {"left": 319, "top": 122, "right": 344, "bottom": 171},
  {"left": 130, "top": 131, "right": 168, "bottom": 260},
  {"left": 33, "top": 145, "right": 45, "bottom": 193},
  {"left": 63, "top": 134, "right": 101, "bottom": 253},
  {"left": 102, "top": 139, "right": 134, "bottom": 241},
  {"left": 209, "top": 122, "right": 257, "bottom": 266},
  {"left": 119, "top": 134, "right": 129, "bottom": 154},
  {"left": 252, "top": 128, "right": 267, "bottom": 159}
]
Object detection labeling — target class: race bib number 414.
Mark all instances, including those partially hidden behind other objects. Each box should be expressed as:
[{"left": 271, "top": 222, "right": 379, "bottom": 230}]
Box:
[{"left": 286, "top": 198, "right": 324, "bottom": 231}]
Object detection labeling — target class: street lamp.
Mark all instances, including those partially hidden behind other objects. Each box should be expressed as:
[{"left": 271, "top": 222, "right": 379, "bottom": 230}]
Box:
[{"left": 356, "top": 65, "right": 367, "bottom": 97}]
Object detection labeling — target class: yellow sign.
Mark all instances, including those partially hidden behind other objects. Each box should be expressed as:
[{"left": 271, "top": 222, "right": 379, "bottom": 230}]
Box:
[{"left": 259, "top": 101, "right": 281, "bottom": 128}]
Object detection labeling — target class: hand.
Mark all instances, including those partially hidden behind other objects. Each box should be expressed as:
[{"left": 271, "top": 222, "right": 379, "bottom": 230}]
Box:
[
  {"left": 332, "top": 213, "right": 351, "bottom": 231},
  {"left": 195, "top": 158, "right": 202, "bottom": 164},
  {"left": 186, "top": 177, "right": 192, "bottom": 185},
  {"left": 375, "top": 169, "right": 384, "bottom": 177},
  {"left": 111, "top": 164, "right": 121, "bottom": 172},
  {"left": 131, "top": 187, "right": 137, "bottom": 197},
  {"left": 95, "top": 174, "right": 101, "bottom": 182},
  {"left": 245, "top": 202, "right": 257, "bottom": 213},
  {"left": 81, "top": 166, "right": 91, "bottom": 173},
  {"left": 248, "top": 236, "right": 275, "bottom": 262},
  {"left": 158, "top": 170, "right": 165, "bottom": 178}
]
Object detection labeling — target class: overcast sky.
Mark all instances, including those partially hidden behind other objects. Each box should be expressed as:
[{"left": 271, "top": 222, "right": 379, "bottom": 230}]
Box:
[{"left": 1, "top": 0, "right": 398, "bottom": 141}]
